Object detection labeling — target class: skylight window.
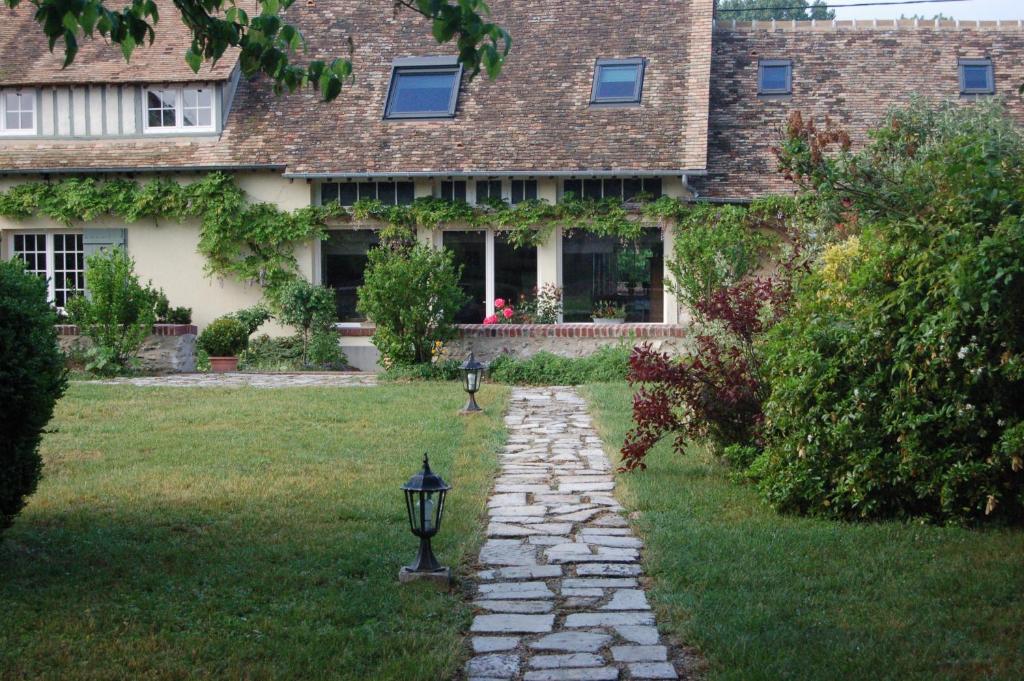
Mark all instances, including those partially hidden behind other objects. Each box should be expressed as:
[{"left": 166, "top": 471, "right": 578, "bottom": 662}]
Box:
[
  {"left": 384, "top": 57, "right": 463, "bottom": 119},
  {"left": 758, "top": 60, "right": 792, "bottom": 95},
  {"left": 959, "top": 58, "right": 994, "bottom": 94},
  {"left": 591, "top": 58, "right": 645, "bottom": 105}
]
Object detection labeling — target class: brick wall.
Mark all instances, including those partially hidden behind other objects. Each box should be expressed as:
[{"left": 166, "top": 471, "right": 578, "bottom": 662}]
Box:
[{"left": 694, "top": 20, "right": 1024, "bottom": 200}]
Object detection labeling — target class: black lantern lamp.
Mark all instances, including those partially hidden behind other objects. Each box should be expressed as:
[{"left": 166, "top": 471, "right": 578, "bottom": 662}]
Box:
[
  {"left": 461, "top": 352, "right": 484, "bottom": 413},
  {"left": 400, "top": 454, "right": 452, "bottom": 584}
]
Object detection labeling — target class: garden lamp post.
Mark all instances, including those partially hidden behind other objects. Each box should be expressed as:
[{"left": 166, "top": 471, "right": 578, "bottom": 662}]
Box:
[
  {"left": 399, "top": 453, "right": 452, "bottom": 585},
  {"left": 461, "top": 352, "right": 484, "bottom": 413}
]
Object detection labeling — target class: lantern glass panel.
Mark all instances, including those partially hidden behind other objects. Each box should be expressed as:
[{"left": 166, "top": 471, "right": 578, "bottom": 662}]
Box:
[{"left": 465, "top": 368, "right": 480, "bottom": 393}]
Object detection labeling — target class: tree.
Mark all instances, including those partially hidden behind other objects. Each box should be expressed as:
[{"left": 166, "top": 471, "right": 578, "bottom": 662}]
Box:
[
  {"left": 3, "top": 0, "right": 510, "bottom": 102},
  {"left": 716, "top": 0, "right": 834, "bottom": 21}
]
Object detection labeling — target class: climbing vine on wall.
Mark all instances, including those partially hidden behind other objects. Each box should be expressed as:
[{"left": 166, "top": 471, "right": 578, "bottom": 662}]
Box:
[{"left": 0, "top": 173, "right": 801, "bottom": 301}]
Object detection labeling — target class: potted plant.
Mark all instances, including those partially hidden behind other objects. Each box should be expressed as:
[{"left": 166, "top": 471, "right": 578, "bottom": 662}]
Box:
[
  {"left": 196, "top": 316, "right": 250, "bottom": 373},
  {"left": 592, "top": 300, "right": 626, "bottom": 325}
]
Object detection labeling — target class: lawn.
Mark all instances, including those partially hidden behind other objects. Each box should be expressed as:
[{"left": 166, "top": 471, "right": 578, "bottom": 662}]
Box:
[
  {"left": 0, "top": 381, "right": 509, "bottom": 681},
  {"left": 582, "top": 383, "right": 1024, "bottom": 681}
]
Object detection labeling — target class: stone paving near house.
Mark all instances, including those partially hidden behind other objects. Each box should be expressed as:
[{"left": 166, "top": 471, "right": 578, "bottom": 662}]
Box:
[
  {"left": 466, "top": 387, "right": 679, "bottom": 681},
  {"left": 86, "top": 372, "right": 378, "bottom": 389}
]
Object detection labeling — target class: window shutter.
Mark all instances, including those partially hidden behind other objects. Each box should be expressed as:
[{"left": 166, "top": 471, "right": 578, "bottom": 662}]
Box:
[{"left": 83, "top": 228, "right": 127, "bottom": 258}]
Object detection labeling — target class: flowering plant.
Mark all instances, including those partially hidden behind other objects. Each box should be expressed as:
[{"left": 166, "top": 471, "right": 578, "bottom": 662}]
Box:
[
  {"left": 592, "top": 300, "right": 626, "bottom": 319},
  {"left": 483, "top": 297, "right": 517, "bottom": 324}
]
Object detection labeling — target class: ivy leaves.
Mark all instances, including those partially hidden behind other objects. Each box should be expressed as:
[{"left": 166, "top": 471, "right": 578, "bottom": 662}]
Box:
[{"left": 5, "top": 0, "right": 510, "bottom": 101}]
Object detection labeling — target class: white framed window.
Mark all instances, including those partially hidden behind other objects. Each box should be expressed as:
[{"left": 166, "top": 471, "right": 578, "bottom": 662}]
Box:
[
  {"left": 9, "top": 232, "right": 85, "bottom": 309},
  {"left": 144, "top": 86, "right": 215, "bottom": 133},
  {"left": 1, "top": 89, "right": 37, "bottom": 135}
]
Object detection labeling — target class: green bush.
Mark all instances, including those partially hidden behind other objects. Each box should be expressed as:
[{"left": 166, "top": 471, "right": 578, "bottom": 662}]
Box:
[
  {"left": 65, "top": 247, "right": 156, "bottom": 374},
  {"left": 0, "top": 259, "right": 67, "bottom": 532},
  {"left": 275, "top": 280, "right": 339, "bottom": 367},
  {"left": 757, "top": 101, "right": 1024, "bottom": 524},
  {"left": 380, "top": 359, "right": 462, "bottom": 382},
  {"left": 229, "top": 304, "right": 272, "bottom": 336},
  {"left": 237, "top": 333, "right": 347, "bottom": 371},
  {"left": 197, "top": 317, "right": 250, "bottom": 357},
  {"left": 488, "top": 345, "right": 631, "bottom": 385},
  {"left": 357, "top": 244, "right": 467, "bottom": 366}
]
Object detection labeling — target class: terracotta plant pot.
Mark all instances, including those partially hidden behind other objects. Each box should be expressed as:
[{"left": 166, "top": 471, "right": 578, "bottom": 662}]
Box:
[
  {"left": 592, "top": 317, "right": 625, "bottom": 325},
  {"left": 209, "top": 356, "right": 239, "bottom": 373}
]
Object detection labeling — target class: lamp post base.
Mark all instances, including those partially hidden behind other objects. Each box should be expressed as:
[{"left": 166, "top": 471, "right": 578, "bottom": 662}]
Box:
[
  {"left": 461, "top": 393, "right": 482, "bottom": 414},
  {"left": 399, "top": 566, "right": 452, "bottom": 587}
]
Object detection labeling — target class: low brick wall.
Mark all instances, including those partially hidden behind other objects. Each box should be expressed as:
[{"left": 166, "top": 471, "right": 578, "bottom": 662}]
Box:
[
  {"left": 56, "top": 324, "right": 198, "bottom": 373},
  {"left": 336, "top": 323, "right": 691, "bottom": 368}
]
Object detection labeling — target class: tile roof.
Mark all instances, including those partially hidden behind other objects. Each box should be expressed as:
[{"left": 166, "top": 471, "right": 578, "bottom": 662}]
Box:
[
  {"left": 0, "top": 0, "right": 715, "bottom": 175},
  {"left": 0, "top": 1, "right": 239, "bottom": 86}
]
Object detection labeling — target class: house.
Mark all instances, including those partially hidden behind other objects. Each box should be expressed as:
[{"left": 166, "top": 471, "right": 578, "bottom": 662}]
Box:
[{"left": 1, "top": 1, "right": 1022, "bottom": 369}]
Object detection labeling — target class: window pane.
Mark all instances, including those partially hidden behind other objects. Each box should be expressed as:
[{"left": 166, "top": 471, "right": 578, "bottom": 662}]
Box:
[
  {"left": 642, "top": 177, "right": 663, "bottom": 199},
  {"left": 963, "top": 64, "right": 992, "bottom": 91},
  {"left": 443, "top": 231, "right": 486, "bottom": 323},
  {"left": 321, "top": 183, "right": 339, "bottom": 204},
  {"left": 510, "top": 180, "right": 537, "bottom": 205},
  {"left": 603, "top": 179, "right": 623, "bottom": 200},
  {"left": 563, "top": 180, "right": 582, "bottom": 199},
  {"left": 623, "top": 178, "right": 643, "bottom": 201},
  {"left": 357, "top": 183, "right": 376, "bottom": 201},
  {"left": 495, "top": 233, "right": 537, "bottom": 314},
  {"left": 396, "top": 182, "right": 416, "bottom": 205},
  {"left": 561, "top": 229, "right": 664, "bottom": 323},
  {"left": 596, "top": 64, "right": 640, "bottom": 100},
  {"left": 583, "top": 179, "right": 603, "bottom": 200},
  {"left": 5, "top": 112, "right": 19, "bottom": 129},
  {"left": 377, "top": 182, "right": 396, "bottom": 205},
  {"left": 388, "top": 70, "right": 458, "bottom": 116},
  {"left": 322, "top": 230, "right": 380, "bottom": 321},
  {"left": 339, "top": 183, "right": 358, "bottom": 206},
  {"left": 760, "top": 65, "right": 790, "bottom": 92}
]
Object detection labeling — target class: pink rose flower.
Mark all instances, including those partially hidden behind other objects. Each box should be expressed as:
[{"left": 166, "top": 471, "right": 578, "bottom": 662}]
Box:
[
  {"left": 494, "top": 298, "right": 506, "bottom": 309},
  {"left": 483, "top": 314, "right": 498, "bottom": 325},
  {"left": 502, "top": 307, "right": 514, "bottom": 319}
]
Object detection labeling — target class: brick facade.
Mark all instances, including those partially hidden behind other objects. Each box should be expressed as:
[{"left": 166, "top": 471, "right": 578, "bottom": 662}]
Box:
[{"left": 693, "top": 20, "right": 1024, "bottom": 200}]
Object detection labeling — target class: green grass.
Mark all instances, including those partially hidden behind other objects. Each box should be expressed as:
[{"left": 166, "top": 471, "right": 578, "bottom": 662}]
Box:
[
  {"left": 581, "top": 383, "right": 1024, "bottom": 681},
  {"left": 0, "top": 382, "right": 509, "bottom": 681}
]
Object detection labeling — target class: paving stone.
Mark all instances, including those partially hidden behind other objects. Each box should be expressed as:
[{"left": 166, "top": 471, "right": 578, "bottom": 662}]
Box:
[
  {"left": 564, "top": 612, "right": 656, "bottom": 627},
  {"left": 475, "top": 600, "right": 554, "bottom": 613},
  {"left": 478, "top": 581, "right": 554, "bottom": 600},
  {"left": 560, "top": 587, "right": 605, "bottom": 597},
  {"left": 591, "top": 514, "right": 629, "bottom": 527},
  {"left": 551, "top": 508, "right": 608, "bottom": 522},
  {"left": 562, "top": 578, "right": 638, "bottom": 589},
  {"left": 480, "top": 540, "right": 538, "bottom": 566},
  {"left": 529, "top": 535, "right": 571, "bottom": 546},
  {"left": 614, "top": 625, "right": 661, "bottom": 645},
  {"left": 478, "top": 565, "right": 563, "bottom": 580},
  {"left": 628, "top": 662, "right": 678, "bottom": 679},
  {"left": 576, "top": 563, "right": 643, "bottom": 577},
  {"left": 581, "top": 535, "right": 643, "bottom": 548},
  {"left": 564, "top": 596, "right": 600, "bottom": 607},
  {"left": 523, "top": 668, "right": 619, "bottom": 681},
  {"left": 465, "top": 653, "right": 520, "bottom": 678},
  {"left": 489, "top": 505, "right": 548, "bottom": 518},
  {"left": 472, "top": 637, "right": 520, "bottom": 653},
  {"left": 601, "top": 589, "right": 651, "bottom": 611},
  {"left": 529, "top": 653, "right": 606, "bottom": 669},
  {"left": 580, "top": 527, "right": 632, "bottom": 535},
  {"left": 529, "top": 632, "right": 612, "bottom": 652},
  {"left": 559, "top": 482, "right": 616, "bottom": 493},
  {"left": 610, "top": 646, "right": 667, "bottom": 662},
  {"left": 471, "top": 614, "right": 554, "bottom": 633},
  {"left": 489, "top": 493, "right": 528, "bottom": 507}
]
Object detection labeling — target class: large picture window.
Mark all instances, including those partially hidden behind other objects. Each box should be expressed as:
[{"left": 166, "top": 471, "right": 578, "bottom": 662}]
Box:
[
  {"left": 10, "top": 232, "right": 84, "bottom": 309},
  {"left": 321, "top": 230, "right": 379, "bottom": 322},
  {"left": 442, "top": 230, "right": 537, "bottom": 323},
  {"left": 443, "top": 231, "right": 486, "bottom": 323},
  {"left": 561, "top": 229, "right": 663, "bottom": 323}
]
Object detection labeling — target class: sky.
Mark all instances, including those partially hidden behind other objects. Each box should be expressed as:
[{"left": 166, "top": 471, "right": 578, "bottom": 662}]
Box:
[{"left": 832, "top": 0, "right": 1023, "bottom": 20}]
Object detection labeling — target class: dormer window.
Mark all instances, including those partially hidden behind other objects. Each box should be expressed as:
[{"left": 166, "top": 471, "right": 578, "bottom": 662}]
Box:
[
  {"left": 959, "top": 58, "right": 994, "bottom": 94},
  {"left": 591, "top": 58, "right": 645, "bottom": 105},
  {"left": 758, "top": 60, "right": 792, "bottom": 95},
  {"left": 144, "top": 86, "right": 215, "bottom": 133},
  {"left": 1, "top": 90, "right": 36, "bottom": 135},
  {"left": 384, "top": 57, "right": 462, "bottom": 119}
]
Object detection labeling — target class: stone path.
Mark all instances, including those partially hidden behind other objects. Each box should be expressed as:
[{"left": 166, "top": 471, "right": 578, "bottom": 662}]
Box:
[
  {"left": 466, "top": 387, "right": 679, "bottom": 681},
  {"left": 86, "top": 372, "right": 377, "bottom": 389}
]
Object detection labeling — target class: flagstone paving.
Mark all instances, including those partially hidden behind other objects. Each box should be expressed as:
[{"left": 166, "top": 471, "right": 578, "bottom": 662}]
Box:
[
  {"left": 466, "top": 387, "right": 679, "bottom": 680},
  {"left": 86, "top": 372, "right": 377, "bottom": 388}
]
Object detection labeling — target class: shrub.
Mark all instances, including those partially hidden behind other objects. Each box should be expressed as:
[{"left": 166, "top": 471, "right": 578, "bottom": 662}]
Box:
[
  {"left": 757, "top": 100, "right": 1024, "bottom": 524},
  {"left": 65, "top": 247, "right": 156, "bottom": 374},
  {"left": 357, "top": 244, "right": 467, "bottom": 365},
  {"left": 518, "top": 283, "right": 563, "bottom": 324},
  {"left": 197, "top": 317, "right": 250, "bottom": 357},
  {"left": 229, "top": 303, "right": 272, "bottom": 336},
  {"left": 163, "top": 306, "right": 192, "bottom": 324},
  {"left": 238, "top": 334, "right": 303, "bottom": 371},
  {"left": 0, "top": 259, "right": 67, "bottom": 532},
  {"left": 275, "top": 280, "right": 338, "bottom": 366},
  {"left": 487, "top": 345, "right": 631, "bottom": 385},
  {"left": 380, "top": 359, "right": 463, "bottom": 382}
]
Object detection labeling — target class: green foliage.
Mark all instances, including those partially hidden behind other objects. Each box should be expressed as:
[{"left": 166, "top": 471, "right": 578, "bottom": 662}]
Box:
[
  {"left": 716, "top": 0, "right": 834, "bottom": 20},
  {"left": 274, "top": 279, "right": 338, "bottom": 366},
  {"left": 380, "top": 359, "right": 463, "bottom": 382},
  {"left": 518, "top": 283, "right": 563, "bottom": 324},
  {"left": 666, "top": 201, "right": 779, "bottom": 315},
  {"left": 5, "top": 0, "right": 509, "bottom": 102},
  {"left": 757, "top": 101, "right": 1024, "bottom": 524},
  {"left": 228, "top": 304, "right": 272, "bottom": 336},
  {"left": 357, "top": 245, "right": 467, "bottom": 366},
  {"left": 0, "top": 259, "right": 67, "bottom": 533},
  {"left": 196, "top": 317, "right": 250, "bottom": 358},
  {"left": 487, "top": 345, "right": 631, "bottom": 385},
  {"left": 65, "top": 247, "right": 156, "bottom": 373},
  {"left": 238, "top": 333, "right": 347, "bottom": 371}
]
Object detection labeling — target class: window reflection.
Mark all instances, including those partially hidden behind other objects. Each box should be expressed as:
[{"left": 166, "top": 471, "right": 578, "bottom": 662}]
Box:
[
  {"left": 322, "top": 230, "right": 379, "bottom": 322},
  {"left": 561, "top": 229, "right": 663, "bottom": 322}
]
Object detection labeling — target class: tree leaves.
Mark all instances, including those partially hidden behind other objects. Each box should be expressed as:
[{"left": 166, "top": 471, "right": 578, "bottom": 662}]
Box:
[{"left": 7, "top": 0, "right": 510, "bottom": 102}]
